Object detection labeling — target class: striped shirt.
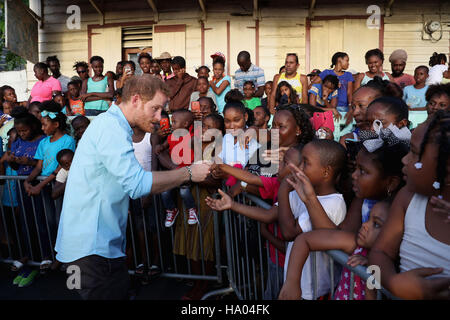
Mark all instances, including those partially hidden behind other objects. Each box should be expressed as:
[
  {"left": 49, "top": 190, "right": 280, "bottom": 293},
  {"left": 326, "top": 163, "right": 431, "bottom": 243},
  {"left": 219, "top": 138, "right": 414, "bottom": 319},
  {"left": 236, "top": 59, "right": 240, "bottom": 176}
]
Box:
[{"left": 234, "top": 64, "right": 265, "bottom": 93}]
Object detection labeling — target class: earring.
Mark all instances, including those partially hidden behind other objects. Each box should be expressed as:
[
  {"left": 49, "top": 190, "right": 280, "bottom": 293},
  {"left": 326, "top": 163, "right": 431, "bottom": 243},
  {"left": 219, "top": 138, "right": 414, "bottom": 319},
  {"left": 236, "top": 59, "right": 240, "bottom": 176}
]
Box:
[
  {"left": 414, "top": 162, "right": 423, "bottom": 169},
  {"left": 432, "top": 181, "right": 440, "bottom": 190},
  {"left": 387, "top": 188, "right": 392, "bottom": 197}
]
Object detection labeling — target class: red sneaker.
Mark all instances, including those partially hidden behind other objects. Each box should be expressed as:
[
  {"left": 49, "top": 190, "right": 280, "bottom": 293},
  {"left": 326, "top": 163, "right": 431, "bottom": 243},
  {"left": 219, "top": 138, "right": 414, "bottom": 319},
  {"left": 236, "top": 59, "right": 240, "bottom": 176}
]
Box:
[{"left": 164, "top": 208, "right": 179, "bottom": 227}]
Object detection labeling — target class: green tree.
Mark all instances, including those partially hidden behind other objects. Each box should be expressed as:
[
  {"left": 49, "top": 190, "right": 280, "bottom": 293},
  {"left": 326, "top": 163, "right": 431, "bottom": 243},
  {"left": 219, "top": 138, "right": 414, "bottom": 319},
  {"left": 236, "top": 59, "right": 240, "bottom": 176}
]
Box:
[{"left": 0, "top": 0, "right": 28, "bottom": 71}]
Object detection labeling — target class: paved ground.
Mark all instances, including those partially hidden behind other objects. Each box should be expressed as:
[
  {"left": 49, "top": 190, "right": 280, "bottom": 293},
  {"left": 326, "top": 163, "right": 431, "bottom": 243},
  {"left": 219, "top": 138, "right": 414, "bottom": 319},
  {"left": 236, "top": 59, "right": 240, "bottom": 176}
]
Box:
[{"left": 0, "top": 263, "right": 219, "bottom": 300}]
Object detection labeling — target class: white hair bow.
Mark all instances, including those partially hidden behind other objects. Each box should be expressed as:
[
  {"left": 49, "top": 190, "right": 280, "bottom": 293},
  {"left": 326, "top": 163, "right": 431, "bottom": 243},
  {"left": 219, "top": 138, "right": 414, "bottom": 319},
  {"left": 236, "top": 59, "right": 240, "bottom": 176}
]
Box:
[{"left": 361, "top": 120, "right": 411, "bottom": 153}]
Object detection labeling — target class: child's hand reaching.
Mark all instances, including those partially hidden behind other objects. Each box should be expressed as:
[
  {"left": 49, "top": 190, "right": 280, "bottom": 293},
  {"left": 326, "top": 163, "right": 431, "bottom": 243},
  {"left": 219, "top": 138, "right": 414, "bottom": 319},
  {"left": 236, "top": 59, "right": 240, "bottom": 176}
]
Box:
[
  {"left": 285, "top": 163, "right": 316, "bottom": 202},
  {"left": 430, "top": 196, "right": 450, "bottom": 223},
  {"left": 205, "top": 189, "right": 233, "bottom": 211},
  {"left": 278, "top": 282, "right": 302, "bottom": 300},
  {"left": 227, "top": 182, "right": 243, "bottom": 197},
  {"left": 347, "top": 254, "right": 368, "bottom": 268}
]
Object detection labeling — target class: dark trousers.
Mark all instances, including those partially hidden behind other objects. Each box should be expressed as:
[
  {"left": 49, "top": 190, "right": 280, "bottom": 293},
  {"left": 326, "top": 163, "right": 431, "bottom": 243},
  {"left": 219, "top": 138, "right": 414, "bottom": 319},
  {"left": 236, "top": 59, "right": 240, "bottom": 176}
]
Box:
[{"left": 67, "top": 255, "right": 130, "bottom": 300}]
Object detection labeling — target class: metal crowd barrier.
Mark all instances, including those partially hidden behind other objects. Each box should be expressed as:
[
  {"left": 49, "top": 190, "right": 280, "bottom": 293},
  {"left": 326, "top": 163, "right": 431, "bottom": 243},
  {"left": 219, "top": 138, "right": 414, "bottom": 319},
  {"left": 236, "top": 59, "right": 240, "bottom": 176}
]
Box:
[
  {"left": 0, "top": 175, "right": 396, "bottom": 300},
  {"left": 203, "top": 191, "right": 397, "bottom": 300}
]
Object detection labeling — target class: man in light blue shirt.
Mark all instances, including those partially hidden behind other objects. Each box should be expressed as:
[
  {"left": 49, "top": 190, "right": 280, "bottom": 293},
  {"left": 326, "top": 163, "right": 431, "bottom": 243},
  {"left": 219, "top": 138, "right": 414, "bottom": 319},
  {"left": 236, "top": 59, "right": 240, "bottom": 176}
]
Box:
[{"left": 55, "top": 75, "right": 211, "bottom": 300}]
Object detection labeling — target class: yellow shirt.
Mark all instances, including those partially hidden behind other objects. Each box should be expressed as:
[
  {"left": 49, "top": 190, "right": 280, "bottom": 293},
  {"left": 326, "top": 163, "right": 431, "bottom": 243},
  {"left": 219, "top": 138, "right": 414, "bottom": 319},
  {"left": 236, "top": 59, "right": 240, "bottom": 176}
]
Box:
[{"left": 278, "top": 72, "right": 303, "bottom": 102}]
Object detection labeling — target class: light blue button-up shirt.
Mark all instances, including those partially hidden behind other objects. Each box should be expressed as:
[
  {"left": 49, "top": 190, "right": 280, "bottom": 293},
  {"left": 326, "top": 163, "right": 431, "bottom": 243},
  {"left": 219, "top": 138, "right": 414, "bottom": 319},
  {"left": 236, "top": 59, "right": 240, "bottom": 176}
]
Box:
[{"left": 55, "top": 104, "right": 153, "bottom": 262}]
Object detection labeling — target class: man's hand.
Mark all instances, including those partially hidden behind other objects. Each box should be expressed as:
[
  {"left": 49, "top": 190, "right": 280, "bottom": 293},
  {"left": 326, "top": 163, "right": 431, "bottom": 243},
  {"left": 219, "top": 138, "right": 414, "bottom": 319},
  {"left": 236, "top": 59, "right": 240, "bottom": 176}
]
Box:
[
  {"left": 390, "top": 268, "right": 450, "bottom": 300},
  {"left": 205, "top": 189, "right": 233, "bottom": 211},
  {"left": 430, "top": 196, "right": 450, "bottom": 223},
  {"left": 189, "top": 161, "right": 211, "bottom": 182}
]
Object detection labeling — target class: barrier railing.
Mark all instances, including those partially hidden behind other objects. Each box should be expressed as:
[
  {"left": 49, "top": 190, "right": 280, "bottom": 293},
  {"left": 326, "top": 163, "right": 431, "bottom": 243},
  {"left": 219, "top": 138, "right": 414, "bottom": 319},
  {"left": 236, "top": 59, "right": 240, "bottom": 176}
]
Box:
[{"left": 0, "top": 175, "right": 396, "bottom": 300}]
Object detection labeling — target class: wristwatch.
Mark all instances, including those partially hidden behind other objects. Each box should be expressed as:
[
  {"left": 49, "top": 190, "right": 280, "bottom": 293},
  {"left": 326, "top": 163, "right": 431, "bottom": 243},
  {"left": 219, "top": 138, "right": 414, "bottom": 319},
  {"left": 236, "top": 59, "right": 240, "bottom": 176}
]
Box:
[
  {"left": 186, "top": 166, "right": 192, "bottom": 182},
  {"left": 240, "top": 181, "right": 248, "bottom": 189}
]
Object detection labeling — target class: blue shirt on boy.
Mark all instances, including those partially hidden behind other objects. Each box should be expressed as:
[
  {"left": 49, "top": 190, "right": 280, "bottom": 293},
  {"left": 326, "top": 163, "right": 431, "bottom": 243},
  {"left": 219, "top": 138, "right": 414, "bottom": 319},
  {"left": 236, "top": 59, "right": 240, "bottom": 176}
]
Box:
[
  {"left": 34, "top": 134, "right": 76, "bottom": 176},
  {"left": 403, "top": 85, "right": 429, "bottom": 109},
  {"left": 55, "top": 104, "right": 153, "bottom": 263}
]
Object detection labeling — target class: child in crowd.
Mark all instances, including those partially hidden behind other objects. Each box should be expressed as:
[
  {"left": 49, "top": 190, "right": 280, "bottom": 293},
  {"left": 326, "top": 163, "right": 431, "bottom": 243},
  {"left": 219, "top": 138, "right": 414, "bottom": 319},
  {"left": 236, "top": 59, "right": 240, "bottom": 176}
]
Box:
[
  {"left": 403, "top": 66, "right": 429, "bottom": 110},
  {"left": 1, "top": 101, "right": 14, "bottom": 128},
  {"left": 150, "top": 60, "right": 162, "bottom": 78},
  {"left": 66, "top": 81, "right": 85, "bottom": 116},
  {"left": 176, "top": 113, "right": 224, "bottom": 300},
  {"left": 192, "top": 96, "right": 218, "bottom": 122},
  {"left": 275, "top": 81, "right": 298, "bottom": 107},
  {"left": 189, "top": 76, "right": 218, "bottom": 108},
  {"left": 242, "top": 81, "right": 262, "bottom": 110},
  {"left": 209, "top": 57, "right": 231, "bottom": 114},
  {"left": 308, "top": 74, "right": 340, "bottom": 118},
  {"left": 81, "top": 55, "right": 114, "bottom": 116},
  {"left": 280, "top": 200, "right": 391, "bottom": 300},
  {"left": 206, "top": 145, "right": 304, "bottom": 300},
  {"left": 306, "top": 69, "right": 322, "bottom": 90},
  {"left": 28, "top": 102, "right": 42, "bottom": 121},
  {"left": 71, "top": 115, "right": 90, "bottom": 143},
  {"left": 279, "top": 126, "right": 410, "bottom": 300},
  {"left": 138, "top": 53, "right": 152, "bottom": 74},
  {"left": 369, "top": 110, "right": 450, "bottom": 299},
  {"left": 53, "top": 93, "right": 66, "bottom": 111},
  {"left": 252, "top": 105, "right": 271, "bottom": 130},
  {"left": 6, "top": 108, "right": 45, "bottom": 273},
  {"left": 196, "top": 65, "right": 210, "bottom": 79},
  {"left": 260, "top": 81, "right": 273, "bottom": 108},
  {"left": 117, "top": 60, "right": 136, "bottom": 89},
  {"left": 425, "top": 83, "right": 450, "bottom": 119},
  {"left": 426, "top": 52, "right": 448, "bottom": 85},
  {"left": 277, "top": 140, "right": 348, "bottom": 300},
  {"left": 0, "top": 129, "right": 19, "bottom": 261},
  {"left": 216, "top": 101, "right": 259, "bottom": 168},
  {"left": 320, "top": 52, "right": 355, "bottom": 113},
  {"left": 155, "top": 110, "right": 198, "bottom": 227},
  {"left": 51, "top": 149, "right": 74, "bottom": 199},
  {"left": 0, "top": 85, "right": 19, "bottom": 107},
  {"left": 23, "top": 100, "right": 76, "bottom": 271}
]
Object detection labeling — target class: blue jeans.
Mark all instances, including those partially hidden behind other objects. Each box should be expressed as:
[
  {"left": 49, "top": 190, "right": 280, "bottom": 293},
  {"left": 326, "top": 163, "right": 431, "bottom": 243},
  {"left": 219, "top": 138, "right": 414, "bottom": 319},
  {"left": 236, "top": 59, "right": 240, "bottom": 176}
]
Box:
[
  {"left": 161, "top": 185, "right": 196, "bottom": 211},
  {"left": 263, "top": 259, "right": 284, "bottom": 300}
]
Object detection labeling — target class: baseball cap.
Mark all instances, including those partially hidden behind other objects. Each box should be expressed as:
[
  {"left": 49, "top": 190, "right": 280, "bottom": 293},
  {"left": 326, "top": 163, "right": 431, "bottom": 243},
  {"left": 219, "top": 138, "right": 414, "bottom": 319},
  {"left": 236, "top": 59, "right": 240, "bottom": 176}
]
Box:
[
  {"left": 307, "top": 69, "right": 321, "bottom": 76},
  {"left": 211, "top": 52, "right": 226, "bottom": 62}
]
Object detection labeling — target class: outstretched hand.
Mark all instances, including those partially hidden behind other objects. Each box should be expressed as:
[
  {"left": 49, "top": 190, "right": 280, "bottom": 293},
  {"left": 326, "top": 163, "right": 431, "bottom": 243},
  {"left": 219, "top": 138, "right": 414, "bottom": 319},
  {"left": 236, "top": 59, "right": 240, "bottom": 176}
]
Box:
[
  {"left": 205, "top": 189, "right": 233, "bottom": 211},
  {"left": 190, "top": 161, "right": 212, "bottom": 182}
]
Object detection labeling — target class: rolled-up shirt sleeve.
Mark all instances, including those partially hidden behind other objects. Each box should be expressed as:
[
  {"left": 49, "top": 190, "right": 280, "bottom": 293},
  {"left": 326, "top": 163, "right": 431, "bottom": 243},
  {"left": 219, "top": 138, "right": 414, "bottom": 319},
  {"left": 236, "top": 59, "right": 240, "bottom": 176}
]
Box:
[{"left": 96, "top": 119, "right": 153, "bottom": 199}]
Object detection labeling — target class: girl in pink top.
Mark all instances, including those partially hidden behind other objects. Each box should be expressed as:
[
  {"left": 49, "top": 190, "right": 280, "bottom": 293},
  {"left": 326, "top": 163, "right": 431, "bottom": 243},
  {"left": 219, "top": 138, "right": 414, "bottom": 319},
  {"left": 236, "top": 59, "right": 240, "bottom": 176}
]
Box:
[{"left": 29, "top": 63, "right": 62, "bottom": 103}]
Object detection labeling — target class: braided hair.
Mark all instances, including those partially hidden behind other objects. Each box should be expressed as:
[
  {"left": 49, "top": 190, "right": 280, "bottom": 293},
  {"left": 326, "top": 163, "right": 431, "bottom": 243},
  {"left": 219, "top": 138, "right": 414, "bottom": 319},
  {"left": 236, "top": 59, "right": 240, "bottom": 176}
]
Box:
[
  {"left": 418, "top": 110, "right": 450, "bottom": 192},
  {"left": 276, "top": 104, "right": 314, "bottom": 145}
]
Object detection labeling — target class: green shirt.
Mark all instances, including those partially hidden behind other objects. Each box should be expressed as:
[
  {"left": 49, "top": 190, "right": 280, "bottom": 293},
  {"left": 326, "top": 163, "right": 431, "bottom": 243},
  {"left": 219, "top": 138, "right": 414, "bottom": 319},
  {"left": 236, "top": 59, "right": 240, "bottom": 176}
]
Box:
[{"left": 243, "top": 97, "right": 261, "bottom": 110}]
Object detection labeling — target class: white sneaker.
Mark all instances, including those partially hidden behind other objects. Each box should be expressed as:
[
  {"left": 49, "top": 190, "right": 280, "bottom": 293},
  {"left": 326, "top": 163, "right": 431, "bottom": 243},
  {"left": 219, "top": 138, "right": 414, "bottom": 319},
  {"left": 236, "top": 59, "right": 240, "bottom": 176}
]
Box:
[
  {"left": 187, "top": 208, "right": 198, "bottom": 225},
  {"left": 164, "top": 208, "right": 179, "bottom": 227}
]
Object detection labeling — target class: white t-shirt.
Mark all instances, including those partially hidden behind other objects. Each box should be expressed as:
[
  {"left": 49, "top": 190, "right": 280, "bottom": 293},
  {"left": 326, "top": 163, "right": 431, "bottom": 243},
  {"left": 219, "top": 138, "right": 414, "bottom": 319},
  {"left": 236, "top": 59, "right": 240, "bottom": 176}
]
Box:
[
  {"left": 426, "top": 64, "right": 447, "bottom": 85},
  {"left": 218, "top": 133, "right": 260, "bottom": 168},
  {"left": 284, "top": 191, "right": 347, "bottom": 300},
  {"left": 56, "top": 168, "right": 69, "bottom": 183},
  {"left": 132, "top": 132, "right": 152, "bottom": 171},
  {"left": 56, "top": 75, "right": 72, "bottom": 93}
]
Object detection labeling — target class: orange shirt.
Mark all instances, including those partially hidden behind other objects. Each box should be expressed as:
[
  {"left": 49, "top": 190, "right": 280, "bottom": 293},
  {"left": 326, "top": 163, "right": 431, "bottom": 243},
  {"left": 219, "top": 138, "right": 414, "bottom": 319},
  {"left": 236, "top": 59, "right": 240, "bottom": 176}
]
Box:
[{"left": 69, "top": 97, "right": 85, "bottom": 116}]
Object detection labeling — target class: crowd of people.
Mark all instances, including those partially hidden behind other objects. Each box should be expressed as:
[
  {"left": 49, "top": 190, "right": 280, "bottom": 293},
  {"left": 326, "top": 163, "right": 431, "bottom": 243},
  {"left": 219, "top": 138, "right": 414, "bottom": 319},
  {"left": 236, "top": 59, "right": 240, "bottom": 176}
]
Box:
[{"left": 0, "top": 47, "right": 449, "bottom": 300}]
